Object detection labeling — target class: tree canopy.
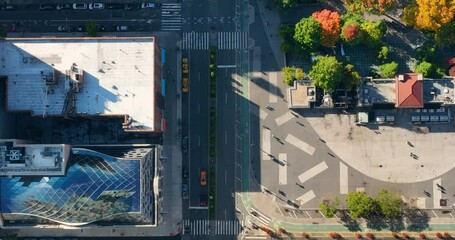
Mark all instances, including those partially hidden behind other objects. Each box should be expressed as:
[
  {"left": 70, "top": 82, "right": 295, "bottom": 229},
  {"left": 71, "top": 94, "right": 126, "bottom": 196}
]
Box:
[
  {"left": 361, "top": 20, "right": 387, "bottom": 47},
  {"left": 404, "top": 0, "right": 455, "bottom": 30},
  {"left": 279, "top": 24, "right": 296, "bottom": 53},
  {"left": 312, "top": 9, "right": 341, "bottom": 47},
  {"left": 86, "top": 20, "right": 99, "bottom": 37},
  {"left": 374, "top": 190, "right": 403, "bottom": 218},
  {"left": 345, "top": 191, "right": 374, "bottom": 218},
  {"left": 294, "top": 17, "right": 322, "bottom": 54},
  {"left": 282, "top": 66, "right": 305, "bottom": 85},
  {"left": 309, "top": 56, "right": 343, "bottom": 91},
  {"left": 435, "top": 21, "right": 455, "bottom": 46},
  {"left": 274, "top": 0, "right": 297, "bottom": 9},
  {"left": 343, "top": 0, "right": 396, "bottom": 14},
  {"left": 343, "top": 64, "right": 361, "bottom": 89},
  {"left": 379, "top": 61, "right": 398, "bottom": 78},
  {"left": 319, "top": 196, "right": 340, "bottom": 218},
  {"left": 414, "top": 61, "right": 444, "bottom": 78},
  {"left": 341, "top": 23, "right": 363, "bottom": 45}
]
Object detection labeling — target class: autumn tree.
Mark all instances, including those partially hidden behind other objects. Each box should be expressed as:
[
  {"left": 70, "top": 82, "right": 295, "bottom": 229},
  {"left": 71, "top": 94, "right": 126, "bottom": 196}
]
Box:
[
  {"left": 309, "top": 56, "right": 343, "bottom": 91},
  {"left": 294, "top": 17, "right": 322, "bottom": 54},
  {"left": 404, "top": 0, "right": 455, "bottom": 31},
  {"left": 341, "top": 13, "right": 363, "bottom": 45},
  {"left": 435, "top": 22, "right": 455, "bottom": 46},
  {"left": 361, "top": 20, "right": 387, "bottom": 47},
  {"left": 343, "top": 0, "right": 396, "bottom": 14},
  {"left": 312, "top": 9, "right": 341, "bottom": 47}
]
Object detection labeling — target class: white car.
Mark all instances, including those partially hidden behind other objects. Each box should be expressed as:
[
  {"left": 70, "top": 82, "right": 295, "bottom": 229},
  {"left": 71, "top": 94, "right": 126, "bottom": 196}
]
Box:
[
  {"left": 72, "top": 3, "right": 87, "bottom": 9},
  {"left": 89, "top": 3, "right": 104, "bottom": 9},
  {"left": 141, "top": 3, "right": 156, "bottom": 9}
]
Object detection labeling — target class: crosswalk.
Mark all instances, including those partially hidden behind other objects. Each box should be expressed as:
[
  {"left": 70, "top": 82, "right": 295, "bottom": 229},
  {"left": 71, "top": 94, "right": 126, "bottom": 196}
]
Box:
[
  {"left": 161, "top": 3, "right": 181, "bottom": 31},
  {"left": 217, "top": 32, "right": 248, "bottom": 50},
  {"left": 182, "top": 32, "right": 249, "bottom": 50},
  {"left": 182, "top": 32, "right": 209, "bottom": 50},
  {"left": 183, "top": 220, "right": 243, "bottom": 235}
]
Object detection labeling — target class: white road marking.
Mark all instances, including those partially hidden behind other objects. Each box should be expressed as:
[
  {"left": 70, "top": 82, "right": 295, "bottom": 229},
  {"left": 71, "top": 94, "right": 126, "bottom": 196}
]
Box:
[
  {"left": 225, "top": 131, "right": 227, "bottom": 144},
  {"left": 198, "top": 104, "right": 200, "bottom": 114},
  {"left": 261, "top": 128, "right": 271, "bottom": 160},
  {"left": 340, "top": 162, "right": 349, "bottom": 194},
  {"left": 269, "top": 72, "right": 278, "bottom": 103},
  {"left": 218, "top": 65, "right": 237, "bottom": 68},
  {"left": 296, "top": 190, "right": 316, "bottom": 205},
  {"left": 433, "top": 178, "right": 442, "bottom": 209},
  {"left": 278, "top": 153, "right": 287, "bottom": 185},
  {"left": 198, "top": 136, "right": 200, "bottom": 146},
  {"left": 225, "top": 92, "right": 228, "bottom": 103},
  {"left": 259, "top": 108, "right": 267, "bottom": 120},
  {"left": 298, "top": 161, "right": 328, "bottom": 183},
  {"left": 286, "top": 134, "right": 316, "bottom": 155},
  {"left": 275, "top": 111, "right": 293, "bottom": 126}
]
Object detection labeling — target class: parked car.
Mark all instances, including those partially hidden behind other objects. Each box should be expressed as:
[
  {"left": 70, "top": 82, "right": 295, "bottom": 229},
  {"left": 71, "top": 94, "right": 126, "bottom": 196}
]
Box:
[
  {"left": 182, "top": 167, "right": 188, "bottom": 180},
  {"left": 88, "top": 3, "right": 104, "bottom": 10},
  {"left": 56, "top": 4, "right": 72, "bottom": 10},
  {"left": 199, "top": 193, "right": 208, "bottom": 207},
  {"left": 182, "top": 77, "right": 189, "bottom": 93},
  {"left": 75, "top": 25, "right": 86, "bottom": 32},
  {"left": 182, "top": 184, "right": 188, "bottom": 200},
  {"left": 182, "top": 58, "right": 189, "bottom": 74},
  {"left": 116, "top": 25, "right": 129, "bottom": 31},
  {"left": 141, "top": 3, "right": 157, "bottom": 9},
  {"left": 2, "top": 4, "right": 15, "bottom": 10},
  {"left": 200, "top": 170, "right": 207, "bottom": 186},
  {"left": 106, "top": 3, "right": 123, "bottom": 9},
  {"left": 57, "top": 25, "right": 69, "bottom": 32},
  {"left": 99, "top": 25, "right": 115, "bottom": 32},
  {"left": 181, "top": 136, "right": 188, "bottom": 153},
  {"left": 39, "top": 4, "right": 55, "bottom": 10},
  {"left": 72, "top": 3, "right": 87, "bottom": 9}
]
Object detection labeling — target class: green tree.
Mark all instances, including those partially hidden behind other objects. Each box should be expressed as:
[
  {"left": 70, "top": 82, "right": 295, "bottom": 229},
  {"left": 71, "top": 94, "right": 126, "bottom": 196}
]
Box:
[
  {"left": 86, "top": 20, "right": 99, "bottom": 37},
  {"left": 343, "top": 0, "right": 396, "bottom": 14},
  {"left": 377, "top": 46, "right": 390, "bottom": 62},
  {"left": 345, "top": 191, "right": 374, "bottom": 218},
  {"left": 343, "top": 64, "right": 361, "bottom": 89},
  {"left": 435, "top": 22, "right": 455, "bottom": 47},
  {"left": 275, "top": 0, "right": 297, "bottom": 8},
  {"left": 402, "top": 3, "right": 418, "bottom": 27},
  {"left": 414, "top": 61, "right": 444, "bottom": 78},
  {"left": 415, "top": 43, "right": 436, "bottom": 62},
  {"left": 379, "top": 61, "right": 398, "bottom": 78},
  {"left": 282, "top": 66, "right": 305, "bottom": 85},
  {"left": 309, "top": 56, "right": 343, "bottom": 91},
  {"left": 279, "top": 24, "right": 296, "bottom": 53},
  {"left": 294, "top": 17, "right": 322, "bottom": 54},
  {"left": 319, "top": 196, "right": 340, "bottom": 218},
  {"left": 374, "top": 189, "right": 403, "bottom": 218},
  {"left": 361, "top": 20, "right": 387, "bottom": 48},
  {"left": 0, "top": 27, "right": 6, "bottom": 37}
]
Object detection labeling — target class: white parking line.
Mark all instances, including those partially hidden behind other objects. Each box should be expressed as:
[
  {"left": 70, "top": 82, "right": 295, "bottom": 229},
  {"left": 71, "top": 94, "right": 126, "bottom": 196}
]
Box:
[
  {"left": 286, "top": 134, "right": 315, "bottom": 155},
  {"left": 298, "top": 161, "right": 328, "bottom": 183},
  {"left": 296, "top": 190, "right": 316, "bottom": 205},
  {"left": 278, "top": 153, "right": 287, "bottom": 185},
  {"left": 275, "top": 111, "right": 293, "bottom": 126},
  {"left": 261, "top": 128, "right": 271, "bottom": 160},
  {"left": 340, "top": 162, "right": 348, "bottom": 194}
]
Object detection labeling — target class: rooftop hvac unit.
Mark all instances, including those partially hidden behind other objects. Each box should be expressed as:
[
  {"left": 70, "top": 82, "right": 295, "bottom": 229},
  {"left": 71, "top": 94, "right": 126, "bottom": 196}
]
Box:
[
  {"left": 417, "top": 74, "right": 423, "bottom": 80},
  {"left": 398, "top": 75, "right": 404, "bottom": 81}
]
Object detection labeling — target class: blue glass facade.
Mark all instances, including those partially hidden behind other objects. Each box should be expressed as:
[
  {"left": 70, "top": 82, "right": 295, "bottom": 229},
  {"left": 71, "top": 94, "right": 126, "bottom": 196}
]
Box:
[{"left": 0, "top": 149, "right": 141, "bottom": 225}]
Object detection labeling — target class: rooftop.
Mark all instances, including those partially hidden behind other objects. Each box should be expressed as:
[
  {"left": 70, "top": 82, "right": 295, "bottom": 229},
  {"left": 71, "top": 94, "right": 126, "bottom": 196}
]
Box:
[
  {"left": 0, "top": 37, "right": 159, "bottom": 131},
  {"left": 288, "top": 81, "right": 316, "bottom": 108},
  {"left": 395, "top": 73, "right": 424, "bottom": 108}
]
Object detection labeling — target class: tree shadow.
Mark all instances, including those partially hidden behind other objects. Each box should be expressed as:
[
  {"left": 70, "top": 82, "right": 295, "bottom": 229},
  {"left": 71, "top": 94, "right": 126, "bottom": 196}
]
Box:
[
  {"left": 364, "top": 213, "right": 388, "bottom": 231},
  {"left": 388, "top": 216, "right": 405, "bottom": 232},
  {"left": 339, "top": 210, "right": 362, "bottom": 231},
  {"left": 403, "top": 207, "right": 430, "bottom": 231}
]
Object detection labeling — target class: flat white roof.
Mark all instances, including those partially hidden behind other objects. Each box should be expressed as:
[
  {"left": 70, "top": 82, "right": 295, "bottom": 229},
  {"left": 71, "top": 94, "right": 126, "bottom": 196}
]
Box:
[{"left": 0, "top": 37, "right": 158, "bottom": 131}]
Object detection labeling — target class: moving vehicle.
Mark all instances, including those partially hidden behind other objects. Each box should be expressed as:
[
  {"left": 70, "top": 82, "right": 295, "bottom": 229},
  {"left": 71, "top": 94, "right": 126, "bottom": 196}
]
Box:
[
  {"left": 57, "top": 26, "right": 69, "bottom": 32},
  {"left": 141, "top": 3, "right": 157, "bottom": 9},
  {"left": 72, "top": 3, "right": 88, "bottom": 9},
  {"left": 182, "top": 58, "right": 189, "bottom": 74},
  {"left": 199, "top": 194, "right": 208, "bottom": 207},
  {"left": 181, "top": 136, "right": 188, "bottom": 153},
  {"left": 182, "top": 184, "right": 189, "bottom": 200},
  {"left": 182, "top": 77, "right": 189, "bottom": 93},
  {"left": 200, "top": 170, "right": 207, "bottom": 186},
  {"left": 116, "top": 25, "right": 129, "bottom": 31},
  {"left": 89, "top": 3, "right": 104, "bottom": 9},
  {"left": 56, "top": 4, "right": 72, "bottom": 10}
]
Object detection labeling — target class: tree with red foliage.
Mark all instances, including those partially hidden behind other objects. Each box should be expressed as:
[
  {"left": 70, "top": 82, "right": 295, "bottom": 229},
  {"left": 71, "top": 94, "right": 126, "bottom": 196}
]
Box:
[
  {"left": 443, "top": 232, "right": 451, "bottom": 238},
  {"left": 419, "top": 233, "right": 427, "bottom": 239},
  {"left": 436, "top": 232, "right": 444, "bottom": 239},
  {"left": 366, "top": 233, "right": 375, "bottom": 239},
  {"left": 312, "top": 9, "right": 341, "bottom": 47},
  {"left": 342, "top": 23, "right": 362, "bottom": 45}
]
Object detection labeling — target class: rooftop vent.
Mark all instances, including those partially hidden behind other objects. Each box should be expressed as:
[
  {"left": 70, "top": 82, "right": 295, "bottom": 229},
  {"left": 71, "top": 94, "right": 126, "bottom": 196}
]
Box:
[
  {"left": 417, "top": 74, "right": 423, "bottom": 81},
  {"left": 398, "top": 75, "right": 404, "bottom": 81}
]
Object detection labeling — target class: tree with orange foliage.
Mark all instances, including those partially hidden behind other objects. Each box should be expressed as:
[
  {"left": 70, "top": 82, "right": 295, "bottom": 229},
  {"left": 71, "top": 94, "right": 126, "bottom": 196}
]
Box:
[
  {"left": 312, "top": 9, "right": 341, "bottom": 47},
  {"left": 403, "top": 0, "right": 455, "bottom": 31},
  {"left": 344, "top": 0, "right": 396, "bottom": 14}
]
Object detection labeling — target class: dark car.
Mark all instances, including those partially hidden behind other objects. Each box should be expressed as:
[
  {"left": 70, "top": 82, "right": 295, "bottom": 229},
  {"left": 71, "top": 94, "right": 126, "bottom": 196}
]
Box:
[
  {"left": 99, "top": 25, "right": 115, "bottom": 32},
  {"left": 39, "top": 4, "right": 55, "bottom": 10},
  {"left": 56, "top": 4, "right": 72, "bottom": 10},
  {"left": 75, "top": 25, "right": 86, "bottom": 32},
  {"left": 106, "top": 3, "right": 124, "bottom": 9},
  {"left": 124, "top": 3, "right": 141, "bottom": 10},
  {"left": 181, "top": 136, "right": 188, "bottom": 153},
  {"left": 182, "top": 184, "right": 188, "bottom": 200},
  {"left": 199, "top": 193, "right": 208, "bottom": 207}
]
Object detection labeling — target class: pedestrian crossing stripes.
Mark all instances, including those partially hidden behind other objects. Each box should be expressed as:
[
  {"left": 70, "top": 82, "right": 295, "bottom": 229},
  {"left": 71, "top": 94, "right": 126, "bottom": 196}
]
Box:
[
  {"left": 161, "top": 3, "right": 181, "bottom": 31},
  {"left": 217, "top": 32, "right": 248, "bottom": 50},
  {"left": 183, "top": 220, "right": 243, "bottom": 235},
  {"left": 182, "top": 32, "right": 209, "bottom": 50}
]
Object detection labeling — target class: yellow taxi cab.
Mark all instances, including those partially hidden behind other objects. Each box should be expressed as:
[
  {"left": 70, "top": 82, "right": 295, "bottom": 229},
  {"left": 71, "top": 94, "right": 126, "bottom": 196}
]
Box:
[
  {"left": 200, "top": 170, "right": 207, "bottom": 186},
  {"left": 182, "top": 58, "right": 189, "bottom": 74},
  {"left": 182, "top": 77, "right": 189, "bottom": 93}
]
